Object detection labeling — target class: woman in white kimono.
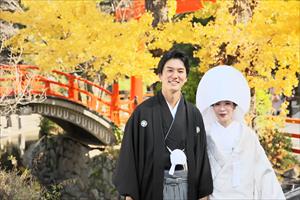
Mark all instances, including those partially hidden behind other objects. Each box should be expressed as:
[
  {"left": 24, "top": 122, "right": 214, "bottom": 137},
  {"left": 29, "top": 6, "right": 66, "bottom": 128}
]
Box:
[{"left": 196, "top": 65, "right": 285, "bottom": 199}]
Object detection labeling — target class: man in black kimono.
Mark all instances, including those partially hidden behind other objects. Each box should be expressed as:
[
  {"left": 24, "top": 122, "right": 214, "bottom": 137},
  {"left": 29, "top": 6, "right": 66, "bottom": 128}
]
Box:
[{"left": 113, "top": 49, "right": 213, "bottom": 200}]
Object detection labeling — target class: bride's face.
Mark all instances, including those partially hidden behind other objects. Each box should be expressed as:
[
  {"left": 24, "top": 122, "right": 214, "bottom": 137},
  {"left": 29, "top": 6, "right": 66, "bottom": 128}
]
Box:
[{"left": 212, "top": 100, "right": 235, "bottom": 127}]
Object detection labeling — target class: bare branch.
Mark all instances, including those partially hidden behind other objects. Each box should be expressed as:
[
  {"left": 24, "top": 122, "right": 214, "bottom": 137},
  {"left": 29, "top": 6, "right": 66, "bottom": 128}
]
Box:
[{"left": 0, "top": 40, "right": 46, "bottom": 116}]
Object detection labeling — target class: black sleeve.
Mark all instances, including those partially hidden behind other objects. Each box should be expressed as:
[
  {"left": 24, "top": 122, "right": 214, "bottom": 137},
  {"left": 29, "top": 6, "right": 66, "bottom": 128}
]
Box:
[
  {"left": 195, "top": 108, "right": 213, "bottom": 198},
  {"left": 113, "top": 111, "right": 140, "bottom": 200}
]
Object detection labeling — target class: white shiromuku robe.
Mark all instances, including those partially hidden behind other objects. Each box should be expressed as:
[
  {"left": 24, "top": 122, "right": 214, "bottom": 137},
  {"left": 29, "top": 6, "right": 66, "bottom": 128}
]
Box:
[{"left": 207, "top": 121, "right": 286, "bottom": 200}]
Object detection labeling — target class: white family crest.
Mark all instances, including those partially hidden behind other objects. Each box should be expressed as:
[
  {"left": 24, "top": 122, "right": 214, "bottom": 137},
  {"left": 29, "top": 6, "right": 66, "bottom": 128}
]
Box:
[
  {"left": 140, "top": 120, "right": 148, "bottom": 127},
  {"left": 196, "top": 126, "right": 200, "bottom": 134}
]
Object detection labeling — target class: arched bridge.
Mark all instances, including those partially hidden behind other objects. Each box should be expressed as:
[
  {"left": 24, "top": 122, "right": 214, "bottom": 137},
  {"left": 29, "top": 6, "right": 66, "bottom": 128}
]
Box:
[
  {"left": 23, "top": 98, "right": 115, "bottom": 146},
  {"left": 0, "top": 65, "right": 151, "bottom": 146}
]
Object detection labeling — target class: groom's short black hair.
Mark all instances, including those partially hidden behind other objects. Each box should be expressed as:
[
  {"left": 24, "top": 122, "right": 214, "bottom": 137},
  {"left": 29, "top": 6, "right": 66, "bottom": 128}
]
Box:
[{"left": 156, "top": 49, "right": 190, "bottom": 76}]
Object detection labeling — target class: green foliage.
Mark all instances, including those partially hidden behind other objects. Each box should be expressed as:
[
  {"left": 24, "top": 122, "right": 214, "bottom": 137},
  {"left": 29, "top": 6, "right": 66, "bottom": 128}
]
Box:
[
  {"left": 0, "top": 144, "right": 22, "bottom": 170},
  {"left": 113, "top": 125, "right": 124, "bottom": 144},
  {"left": 259, "top": 128, "right": 299, "bottom": 170},
  {"left": 40, "top": 184, "right": 63, "bottom": 200},
  {"left": 182, "top": 67, "right": 202, "bottom": 104},
  {"left": 255, "top": 89, "right": 273, "bottom": 116},
  {"left": 39, "top": 117, "right": 55, "bottom": 133},
  {"left": 252, "top": 89, "right": 297, "bottom": 171},
  {"left": 39, "top": 117, "right": 62, "bottom": 136}
]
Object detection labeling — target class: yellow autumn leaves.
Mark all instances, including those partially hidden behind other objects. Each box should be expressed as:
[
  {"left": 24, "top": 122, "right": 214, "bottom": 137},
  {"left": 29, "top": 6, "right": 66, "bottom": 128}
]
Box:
[
  {"left": 195, "top": 1, "right": 299, "bottom": 97},
  {"left": 0, "top": 1, "right": 158, "bottom": 84},
  {"left": 1, "top": 0, "right": 298, "bottom": 92}
]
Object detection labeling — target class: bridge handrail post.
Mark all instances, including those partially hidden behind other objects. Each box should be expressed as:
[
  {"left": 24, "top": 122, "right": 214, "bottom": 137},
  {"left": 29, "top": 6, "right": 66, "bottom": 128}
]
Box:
[
  {"left": 67, "top": 74, "right": 75, "bottom": 100},
  {"left": 111, "top": 81, "right": 120, "bottom": 126},
  {"left": 73, "top": 78, "right": 79, "bottom": 102},
  {"left": 130, "top": 76, "right": 143, "bottom": 113},
  {"left": 44, "top": 80, "right": 51, "bottom": 95}
]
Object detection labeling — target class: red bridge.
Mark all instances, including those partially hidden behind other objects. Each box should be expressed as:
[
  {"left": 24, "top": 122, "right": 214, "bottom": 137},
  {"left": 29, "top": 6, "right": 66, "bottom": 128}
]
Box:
[
  {"left": 0, "top": 65, "right": 152, "bottom": 145},
  {"left": 0, "top": 65, "right": 150, "bottom": 126}
]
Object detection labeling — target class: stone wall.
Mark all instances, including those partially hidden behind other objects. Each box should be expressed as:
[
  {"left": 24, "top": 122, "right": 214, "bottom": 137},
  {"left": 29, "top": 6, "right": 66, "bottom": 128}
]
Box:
[{"left": 24, "top": 135, "right": 119, "bottom": 200}]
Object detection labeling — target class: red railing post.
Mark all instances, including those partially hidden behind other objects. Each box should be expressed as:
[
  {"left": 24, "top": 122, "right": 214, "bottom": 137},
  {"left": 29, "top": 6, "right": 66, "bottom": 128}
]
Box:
[
  {"left": 90, "top": 93, "right": 97, "bottom": 111},
  {"left": 73, "top": 78, "right": 79, "bottom": 101},
  {"left": 130, "top": 76, "right": 143, "bottom": 112},
  {"left": 111, "top": 81, "right": 120, "bottom": 125},
  {"left": 44, "top": 80, "right": 51, "bottom": 95},
  {"left": 68, "top": 75, "right": 75, "bottom": 99}
]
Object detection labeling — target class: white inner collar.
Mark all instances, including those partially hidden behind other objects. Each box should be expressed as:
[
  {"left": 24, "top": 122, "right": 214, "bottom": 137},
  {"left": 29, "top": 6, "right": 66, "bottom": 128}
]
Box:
[
  {"left": 166, "top": 98, "right": 180, "bottom": 119},
  {"left": 210, "top": 120, "right": 241, "bottom": 157}
]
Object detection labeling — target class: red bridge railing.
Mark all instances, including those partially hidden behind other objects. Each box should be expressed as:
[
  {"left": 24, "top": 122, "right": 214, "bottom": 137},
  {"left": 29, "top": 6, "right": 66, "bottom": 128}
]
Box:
[
  {"left": 0, "top": 65, "right": 151, "bottom": 126},
  {"left": 285, "top": 117, "right": 300, "bottom": 155}
]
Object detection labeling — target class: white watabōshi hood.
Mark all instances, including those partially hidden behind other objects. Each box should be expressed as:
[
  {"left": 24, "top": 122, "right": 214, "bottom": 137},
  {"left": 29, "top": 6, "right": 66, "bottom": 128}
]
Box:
[{"left": 196, "top": 65, "right": 251, "bottom": 128}]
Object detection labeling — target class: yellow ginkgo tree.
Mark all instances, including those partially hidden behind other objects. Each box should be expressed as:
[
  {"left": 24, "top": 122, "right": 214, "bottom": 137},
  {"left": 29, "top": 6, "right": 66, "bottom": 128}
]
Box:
[{"left": 0, "top": 0, "right": 158, "bottom": 84}]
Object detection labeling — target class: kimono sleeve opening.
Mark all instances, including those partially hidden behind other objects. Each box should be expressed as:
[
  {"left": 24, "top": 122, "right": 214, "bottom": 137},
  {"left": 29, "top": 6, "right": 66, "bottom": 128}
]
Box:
[
  {"left": 113, "top": 113, "right": 140, "bottom": 200},
  {"left": 253, "top": 133, "right": 285, "bottom": 200},
  {"left": 195, "top": 109, "right": 213, "bottom": 198}
]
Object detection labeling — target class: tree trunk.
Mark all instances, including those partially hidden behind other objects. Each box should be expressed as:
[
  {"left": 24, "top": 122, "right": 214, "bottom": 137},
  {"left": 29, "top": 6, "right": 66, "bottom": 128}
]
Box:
[
  {"left": 145, "top": 0, "right": 168, "bottom": 26},
  {"left": 230, "top": 0, "right": 257, "bottom": 24},
  {"left": 229, "top": 0, "right": 258, "bottom": 127}
]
